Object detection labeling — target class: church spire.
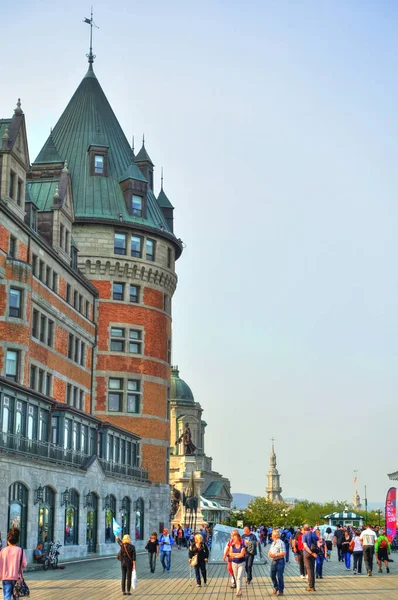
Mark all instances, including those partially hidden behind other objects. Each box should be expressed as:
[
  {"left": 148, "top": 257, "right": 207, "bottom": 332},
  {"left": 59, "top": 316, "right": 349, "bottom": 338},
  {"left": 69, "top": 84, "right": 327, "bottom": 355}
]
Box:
[{"left": 265, "top": 440, "right": 283, "bottom": 503}]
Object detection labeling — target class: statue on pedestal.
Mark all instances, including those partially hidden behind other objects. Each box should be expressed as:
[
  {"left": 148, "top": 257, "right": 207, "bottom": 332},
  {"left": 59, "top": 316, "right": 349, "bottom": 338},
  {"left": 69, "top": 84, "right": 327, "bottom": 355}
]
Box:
[{"left": 176, "top": 422, "right": 197, "bottom": 455}]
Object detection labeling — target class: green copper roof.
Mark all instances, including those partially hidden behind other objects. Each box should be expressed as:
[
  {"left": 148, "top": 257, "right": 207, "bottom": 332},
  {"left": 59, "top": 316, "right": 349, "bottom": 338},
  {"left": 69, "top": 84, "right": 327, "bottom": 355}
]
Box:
[
  {"left": 157, "top": 187, "right": 174, "bottom": 209},
  {"left": 171, "top": 367, "right": 194, "bottom": 402},
  {"left": 135, "top": 140, "right": 154, "bottom": 165},
  {"left": 34, "top": 131, "right": 63, "bottom": 164},
  {"left": 30, "top": 65, "right": 172, "bottom": 236},
  {"left": 119, "top": 162, "right": 147, "bottom": 184},
  {"left": 29, "top": 178, "right": 58, "bottom": 211}
]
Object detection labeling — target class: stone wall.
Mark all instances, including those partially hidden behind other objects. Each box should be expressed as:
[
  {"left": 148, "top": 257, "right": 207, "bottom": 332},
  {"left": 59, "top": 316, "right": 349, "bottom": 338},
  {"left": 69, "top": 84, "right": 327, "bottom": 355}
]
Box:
[{"left": 0, "top": 454, "right": 170, "bottom": 562}]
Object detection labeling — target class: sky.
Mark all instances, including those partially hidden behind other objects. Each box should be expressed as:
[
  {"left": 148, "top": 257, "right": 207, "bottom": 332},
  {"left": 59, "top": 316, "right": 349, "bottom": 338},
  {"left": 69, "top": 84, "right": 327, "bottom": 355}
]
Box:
[{"left": 1, "top": 0, "right": 398, "bottom": 504}]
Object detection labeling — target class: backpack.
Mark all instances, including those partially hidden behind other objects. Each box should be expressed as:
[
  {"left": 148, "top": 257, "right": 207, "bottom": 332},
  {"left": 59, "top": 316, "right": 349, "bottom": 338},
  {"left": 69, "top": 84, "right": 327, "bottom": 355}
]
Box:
[
  {"left": 379, "top": 539, "right": 388, "bottom": 549},
  {"left": 280, "top": 531, "right": 287, "bottom": 543}
]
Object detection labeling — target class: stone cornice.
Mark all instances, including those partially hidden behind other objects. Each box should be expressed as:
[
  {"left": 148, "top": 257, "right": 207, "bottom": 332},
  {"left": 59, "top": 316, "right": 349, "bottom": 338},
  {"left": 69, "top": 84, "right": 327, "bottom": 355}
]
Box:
[{"left": 79, "top": 256, "right": 178, "bottom": 295}]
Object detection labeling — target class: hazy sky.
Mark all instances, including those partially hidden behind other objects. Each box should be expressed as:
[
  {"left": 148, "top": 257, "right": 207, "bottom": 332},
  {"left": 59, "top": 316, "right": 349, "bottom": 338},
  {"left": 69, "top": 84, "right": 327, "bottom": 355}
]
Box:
[{"left": 2, "top": 0, "right": 398, "bottom": 503}]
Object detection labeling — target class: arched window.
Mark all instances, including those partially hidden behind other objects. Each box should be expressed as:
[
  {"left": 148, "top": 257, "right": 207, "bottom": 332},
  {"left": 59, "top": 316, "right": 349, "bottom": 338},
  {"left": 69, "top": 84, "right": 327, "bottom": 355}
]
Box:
[
  {"left": 105, "top": 494, "right": 116, "bottom": 543},
  {"left": 86, "top": 492, "right": 98, "bottom": 554},
  {"left": 8, "top": 482, "right": 28, "bottom": 548},
  {"left": 38, "top": 486, "right": 55, "bottom": 546},
  {"left": 135, "top": 497, "right": 144, "bottom": 541},
  {"left": 121, "top": 497, "right": 131, "bottom": 537},
  {"left": 65, "top": 489, "right": 79, "bottom": 546}
]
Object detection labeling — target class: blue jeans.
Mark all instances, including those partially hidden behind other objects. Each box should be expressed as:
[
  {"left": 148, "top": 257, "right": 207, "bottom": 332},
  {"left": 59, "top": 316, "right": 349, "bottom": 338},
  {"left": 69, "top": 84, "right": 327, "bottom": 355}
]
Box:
[
  {"left": 284, "top": 541, "right": 290, "bottom": 562},
  {"left": 160, "top": 550, "right": 171, "bottom": 571},
  {"left": 2, "top": 581, "right": 16, "bottom": 600},
  {"left": 270, "top": 559, "right": 285, "bottom": 593},
  {"left": 344, "top": 552, "right": 351, "bottom": 569},
  {"left": 316, "top": 555, "right": 325, "bottom": 577}
]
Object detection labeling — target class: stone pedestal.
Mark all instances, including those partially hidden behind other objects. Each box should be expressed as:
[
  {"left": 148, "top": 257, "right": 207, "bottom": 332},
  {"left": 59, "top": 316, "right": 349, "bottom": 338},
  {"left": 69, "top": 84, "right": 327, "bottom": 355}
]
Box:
[{"left": 171, "top": 455, "right": 204, "bottom": 529}]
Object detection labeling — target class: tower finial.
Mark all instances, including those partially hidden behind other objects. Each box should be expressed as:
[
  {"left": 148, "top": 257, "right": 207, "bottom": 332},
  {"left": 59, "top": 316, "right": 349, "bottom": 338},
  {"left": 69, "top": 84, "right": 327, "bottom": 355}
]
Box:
[
  {"left": 142, "top": 133, "right": 145, "bottom": 145},
  {"left": 132, "top": 135, "right": 135, "bottom": 154},
  {"left": 161, "top": 166, "right": 164, "bottom": 190},
  {"left": 84, "top": 7, "right": 99, "bottom": 66}
]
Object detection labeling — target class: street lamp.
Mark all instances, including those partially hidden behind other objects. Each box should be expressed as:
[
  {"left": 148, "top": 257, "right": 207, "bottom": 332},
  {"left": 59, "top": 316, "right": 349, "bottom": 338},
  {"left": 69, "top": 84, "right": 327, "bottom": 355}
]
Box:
[
  {"left": 280, "top": 509, "right": 288, "bottom": 527},
  {"left": 34, "top": 485, "right": 44, "bottom": 505},
  {"left": 376, "top": 508, "right": 382, "bottom": 526}
]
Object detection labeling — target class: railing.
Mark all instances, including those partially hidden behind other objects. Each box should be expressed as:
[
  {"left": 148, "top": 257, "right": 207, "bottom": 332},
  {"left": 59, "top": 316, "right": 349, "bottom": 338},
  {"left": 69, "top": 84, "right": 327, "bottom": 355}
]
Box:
[
  {"left": 98, "top": 458, "right": 149, "bottom": 483},
  {"left": 0, "top": 432, "right": 149, "bottom": 482},
  {"left": 0, "top": 432, "right": 89, "bottom": 467}
]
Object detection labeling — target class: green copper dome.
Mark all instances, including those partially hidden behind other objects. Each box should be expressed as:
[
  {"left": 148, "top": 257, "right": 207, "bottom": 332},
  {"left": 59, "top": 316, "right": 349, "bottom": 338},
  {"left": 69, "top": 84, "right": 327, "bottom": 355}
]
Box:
[{"left": 171, "top": 367, "right": 194, "bottom": 402}]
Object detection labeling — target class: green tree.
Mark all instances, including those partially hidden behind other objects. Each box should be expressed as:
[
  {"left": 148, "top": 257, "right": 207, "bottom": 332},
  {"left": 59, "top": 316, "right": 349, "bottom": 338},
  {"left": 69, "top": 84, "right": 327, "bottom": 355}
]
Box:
[{"left": 245, "top": 497, "right": 290, "bottom": 527}]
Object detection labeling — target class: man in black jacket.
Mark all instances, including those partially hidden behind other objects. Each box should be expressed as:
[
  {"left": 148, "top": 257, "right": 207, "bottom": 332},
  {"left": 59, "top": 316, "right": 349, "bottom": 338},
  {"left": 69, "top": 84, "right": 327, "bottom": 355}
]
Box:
[{"left": 333, "top": 525, "right": 344, "bottom": 562}]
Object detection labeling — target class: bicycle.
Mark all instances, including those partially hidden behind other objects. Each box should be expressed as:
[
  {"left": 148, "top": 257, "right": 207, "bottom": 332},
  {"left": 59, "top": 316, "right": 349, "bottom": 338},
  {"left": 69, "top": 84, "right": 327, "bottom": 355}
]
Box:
[{"left": 43, "top": 541, "right": 62, "bottom": 570}]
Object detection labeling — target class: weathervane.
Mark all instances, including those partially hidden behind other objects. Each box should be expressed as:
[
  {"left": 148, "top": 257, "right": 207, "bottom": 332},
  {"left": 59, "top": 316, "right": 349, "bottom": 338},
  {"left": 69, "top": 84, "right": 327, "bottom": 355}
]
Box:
[{"left": 83, "top": 7, "right": 99, "bottom": 65}]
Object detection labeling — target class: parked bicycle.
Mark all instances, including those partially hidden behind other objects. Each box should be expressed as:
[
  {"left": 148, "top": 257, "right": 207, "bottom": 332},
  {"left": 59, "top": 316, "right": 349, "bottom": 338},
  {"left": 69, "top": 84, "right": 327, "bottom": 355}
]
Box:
[{"left": 43, "top": 541, "right": 62, "bottom": 570}]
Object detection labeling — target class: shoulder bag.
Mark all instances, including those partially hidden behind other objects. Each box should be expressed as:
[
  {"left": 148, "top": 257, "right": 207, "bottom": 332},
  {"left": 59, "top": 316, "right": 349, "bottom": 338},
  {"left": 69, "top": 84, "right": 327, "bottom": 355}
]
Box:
[{"left": 13, "top": 549, "right": 30, "bottom": 598}]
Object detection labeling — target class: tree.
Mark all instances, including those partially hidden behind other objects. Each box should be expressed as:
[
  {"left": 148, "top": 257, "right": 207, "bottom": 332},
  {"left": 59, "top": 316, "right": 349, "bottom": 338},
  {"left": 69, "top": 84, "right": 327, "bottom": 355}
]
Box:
[{"left": 245, "top": 497, "right": 290, "bottom": 527}]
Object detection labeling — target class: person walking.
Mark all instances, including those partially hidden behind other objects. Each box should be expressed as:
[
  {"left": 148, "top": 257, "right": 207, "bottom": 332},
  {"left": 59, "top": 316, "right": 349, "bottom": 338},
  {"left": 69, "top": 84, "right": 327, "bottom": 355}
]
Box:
[
  {"left": 352, "top": 529, "right": 363, "bottom": 575},
  {"left": 223, "top": 533, "right": 237, "bottom": 589},
  {"left": 302, "top": 524, "right": 318, "bottom": 592},
  {"left": 341, "top": 529, "right": 352, "bottom": 571},
  {"left": 189, "top": 533, "right": 209, "bottom": 587},
  {"left": 116, "top": 534, "right": 136, "bottom": 596},
  {"left": 315, "top": 528, "right": 327, "bottom": 579},
  {"left": 375, "top": 529, "right": 391, "bottom": 574},
  {"left": 228, "top": 530, "right": 246, "bottom": 597},
  {"left": 242, "top": 525, "right": 258, "bottom": 584},
  {"left": 324, "top": 527, "right": 334, "bottom": 560},
  {"left": 281, "top": 528, "right": 292, "bottom": 563},
  {"left": 0, "top": 528, "right": 27, "bottom": 600},
  {"left": 292, "top": 526, "right": 306, "bottom": 579},
  {"left": 176, "top": 525, "right": 184, "bottom": 550},
  {"left": 268, "top": 529, "right": 286, "bottom": 596},
  {"left": 333, "top": 524, "right": 344, "bottom": 562},
  {"left": 145, "top": 532, "right": 159, "bottom": 573},
  {"left": 159, "top": 527, "right": 174, "bottom": 573},
  {"left": 360, "top": 525, "right": 377, "bottom": 576}
]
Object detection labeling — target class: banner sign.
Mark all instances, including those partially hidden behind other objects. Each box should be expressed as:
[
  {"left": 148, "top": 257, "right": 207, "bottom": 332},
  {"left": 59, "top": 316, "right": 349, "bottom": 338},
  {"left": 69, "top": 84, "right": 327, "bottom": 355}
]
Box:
[{"left": 385, "top": 487, "right": 396, "bottom": 543}]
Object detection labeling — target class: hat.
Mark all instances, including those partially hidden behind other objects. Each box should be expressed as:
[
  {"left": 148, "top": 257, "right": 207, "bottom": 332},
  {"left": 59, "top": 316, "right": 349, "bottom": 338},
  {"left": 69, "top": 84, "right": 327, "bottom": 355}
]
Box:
[{"left": 122, "top": 534, "right": 131, "bottom": 543}]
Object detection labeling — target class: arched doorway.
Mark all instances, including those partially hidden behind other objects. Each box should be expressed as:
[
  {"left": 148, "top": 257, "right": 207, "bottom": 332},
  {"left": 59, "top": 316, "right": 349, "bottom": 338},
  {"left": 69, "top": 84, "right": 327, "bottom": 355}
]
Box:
[
  {"left": 65, "top": 489, "right": 79, "bottom": 546},
  {"left": 86, "top": 492, "right": 98, "bottom": 553},
  {"left": 135, "top": 497, "right": 144, "bottom": 541},
  {"left": 105, "top": 494, "right": 116, "bottom": 543},
  {"left": 121, "top": 497, "right": 131, "bottom": 537},
  {"left": 8, "top": 482, "right": 28, "bottom": 548},
  {"left": 38, "top": 486, "right": 55, "bottom": 546}
]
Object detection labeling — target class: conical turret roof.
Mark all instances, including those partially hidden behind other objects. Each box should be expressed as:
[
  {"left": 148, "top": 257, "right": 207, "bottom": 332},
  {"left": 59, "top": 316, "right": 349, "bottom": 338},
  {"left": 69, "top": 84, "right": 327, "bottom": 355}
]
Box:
[
  {"left": 135, "top": 139, "right": 154, "bottom": 165},
  {"left": 34, "top": 131, "right": 63, "bottom": 164},
  {"left": 31, "top": 65, "right": 174, "bottom": 237},
  {"left": 157, "top": 187, "right": 174, "bottom": 209}
]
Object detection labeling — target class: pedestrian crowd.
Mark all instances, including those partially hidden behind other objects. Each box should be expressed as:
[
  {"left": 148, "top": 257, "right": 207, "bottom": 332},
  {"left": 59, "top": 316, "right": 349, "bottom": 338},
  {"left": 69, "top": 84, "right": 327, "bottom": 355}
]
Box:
[{"left": 0, "top": 522, "right": 394, "bottom": 598}]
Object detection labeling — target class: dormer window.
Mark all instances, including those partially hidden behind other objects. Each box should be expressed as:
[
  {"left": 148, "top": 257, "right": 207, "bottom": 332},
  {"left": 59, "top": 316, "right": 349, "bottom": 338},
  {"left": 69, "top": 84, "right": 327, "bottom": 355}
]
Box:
[
  {"left": 132, "top": 195, "right": 143, "bottom": 217},
  {"left": 95, "top": 155, "right": 104, "bottom": 174},
  {"left": 88, "top": 145, "right": 109, "bottom": 177}
]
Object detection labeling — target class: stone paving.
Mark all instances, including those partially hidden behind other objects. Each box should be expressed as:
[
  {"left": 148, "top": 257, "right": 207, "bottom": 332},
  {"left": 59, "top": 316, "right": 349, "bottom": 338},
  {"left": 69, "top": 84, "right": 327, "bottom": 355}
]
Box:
[{"left": 26, "top": 546, "right": 398, "bottom": 599}]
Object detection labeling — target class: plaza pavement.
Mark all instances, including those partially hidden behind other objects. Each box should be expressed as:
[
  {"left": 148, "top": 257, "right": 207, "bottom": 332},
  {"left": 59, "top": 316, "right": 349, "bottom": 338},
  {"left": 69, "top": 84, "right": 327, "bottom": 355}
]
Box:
[{"left": 26, "top": 546, "right": 398, "bottom": 599}]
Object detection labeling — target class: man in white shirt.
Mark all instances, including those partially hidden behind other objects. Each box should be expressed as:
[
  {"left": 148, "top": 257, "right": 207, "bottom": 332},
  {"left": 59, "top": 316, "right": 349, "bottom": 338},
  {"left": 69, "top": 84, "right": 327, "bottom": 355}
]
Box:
[{"left": 360, "top": 525, "right": 377, "bottom": 576}]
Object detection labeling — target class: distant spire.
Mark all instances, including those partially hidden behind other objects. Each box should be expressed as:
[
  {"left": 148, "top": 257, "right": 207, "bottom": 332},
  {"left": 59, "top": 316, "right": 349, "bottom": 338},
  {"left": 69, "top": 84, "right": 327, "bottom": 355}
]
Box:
[
  {"left": 132, "top": 135, "right": 135, "bottom": 154},
  {"left": 84, "top": 8, "right": 99, "bottom": 66},
  {"left": 14, "top": 98, "right": 23, "bottom": 116},
  {"left": 161, "top": 166, "right": 164, "bottom": 190},
  {"left": 142, "top": 133, "right": 145, "bottom": 146}
]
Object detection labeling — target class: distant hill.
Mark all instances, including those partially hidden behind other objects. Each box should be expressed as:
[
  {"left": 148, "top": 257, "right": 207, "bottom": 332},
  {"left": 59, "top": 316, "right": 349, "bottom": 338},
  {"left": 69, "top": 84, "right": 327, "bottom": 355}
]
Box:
[{"left": 232, "top": 493, "right": 255, "bottom": 509}]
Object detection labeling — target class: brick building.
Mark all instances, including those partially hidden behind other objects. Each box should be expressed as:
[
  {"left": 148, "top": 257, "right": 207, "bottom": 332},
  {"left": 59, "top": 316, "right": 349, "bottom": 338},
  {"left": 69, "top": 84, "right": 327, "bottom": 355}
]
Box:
[{"left": 0, "top": 52, "right": 182, "bottom": 559}]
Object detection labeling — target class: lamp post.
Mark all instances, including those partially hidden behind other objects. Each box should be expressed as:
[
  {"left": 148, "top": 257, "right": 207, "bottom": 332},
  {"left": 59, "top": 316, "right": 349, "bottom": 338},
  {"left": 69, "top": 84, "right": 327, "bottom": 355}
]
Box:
[
  {"left": 376, "top": 508, "right": 382, "bottom": 526},
  {"left": 280, "top": 509, "right": 288, "bottom": 527}
]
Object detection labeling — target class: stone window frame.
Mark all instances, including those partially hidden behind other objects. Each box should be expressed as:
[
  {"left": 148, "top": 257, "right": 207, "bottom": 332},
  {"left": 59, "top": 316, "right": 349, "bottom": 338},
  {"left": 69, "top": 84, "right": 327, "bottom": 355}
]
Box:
[
  {"left": 9, "top": 170, "right": 16, "bottom": 200},
  {"left": 108, "top": 323, "right": 144, "bottom": 357},
  {"left": 9, "top": 235, "right": 17, "bottom": 259},
  {"left": 88, "top": 145, "right": 109, "bottom": 177},
  {"left": 31, "top": 306, "right": 55, "bottom": 349},
  {"left": 106, "top": 373, "right": 143, "bottom": 415},
  {"left": 8, "top": 287, "right": 23, "bottom": 319},
  {"left": 29, "top": 360, "right": 53, "bottom": 396}
]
